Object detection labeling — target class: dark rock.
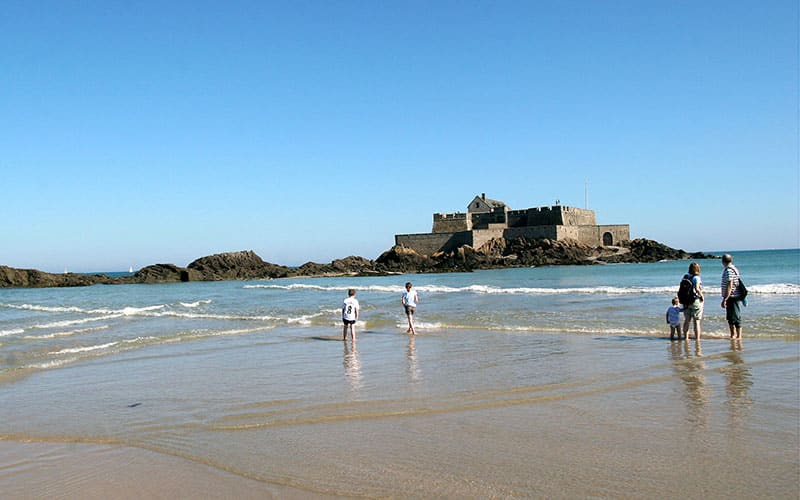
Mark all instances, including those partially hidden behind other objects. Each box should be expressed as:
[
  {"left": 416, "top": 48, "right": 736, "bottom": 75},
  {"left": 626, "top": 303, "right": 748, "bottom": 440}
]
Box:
[
  {"left": 129, "top": 264, "right": 199, "bottom": 284},
  {"left": 188, "top": 250, "right": 289, "bottom": 280},
  {"left": 0, "top": 266, "right": 111, "bottom": 288},
  {"left": 602, "top": 238, "right": 717, "bottom": 264},
  {"left": 375, "top": 245, "right": 434, "bottom": 273},
  {"left": 293, "top": 256, "right": 380, "bottom": 277}
]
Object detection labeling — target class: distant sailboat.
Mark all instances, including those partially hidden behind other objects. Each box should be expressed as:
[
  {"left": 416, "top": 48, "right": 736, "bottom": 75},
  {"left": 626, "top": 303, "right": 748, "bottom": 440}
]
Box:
[{"left": 129, "top": 266, "right": 134, "bottom": 273}]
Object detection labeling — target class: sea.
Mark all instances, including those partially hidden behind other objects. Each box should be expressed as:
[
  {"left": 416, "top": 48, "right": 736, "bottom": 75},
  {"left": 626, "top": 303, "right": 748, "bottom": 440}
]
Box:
[{"left": 0, "top": 249, "right": 798, "bottom": 498}]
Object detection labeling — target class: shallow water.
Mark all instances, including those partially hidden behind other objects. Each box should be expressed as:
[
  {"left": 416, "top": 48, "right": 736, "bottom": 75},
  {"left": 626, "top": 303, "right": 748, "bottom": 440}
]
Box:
[{"left": 0, "top": 250, "right": 798, "bottom": 497}]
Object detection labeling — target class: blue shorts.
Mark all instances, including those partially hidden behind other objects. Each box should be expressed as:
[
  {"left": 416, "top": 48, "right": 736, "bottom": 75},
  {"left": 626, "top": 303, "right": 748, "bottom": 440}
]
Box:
[{"left": 342, "top": 319, "right": 356, "bottom": 325}]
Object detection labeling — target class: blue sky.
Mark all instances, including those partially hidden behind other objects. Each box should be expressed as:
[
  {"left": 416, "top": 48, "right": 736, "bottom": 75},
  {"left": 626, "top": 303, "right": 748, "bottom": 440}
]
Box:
[{"left": 2, "top": 1, "right": 797, "bottom": 273}]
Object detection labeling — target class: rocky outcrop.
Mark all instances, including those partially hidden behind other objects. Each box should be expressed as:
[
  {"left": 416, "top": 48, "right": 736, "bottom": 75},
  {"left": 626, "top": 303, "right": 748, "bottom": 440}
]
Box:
[
  {"left": 294, "top": 256, "right": 385, "bottom": 277},
  {"left": 124, "top": 264, "right": 202, "bottom": 284},
  {"left": 187, "top": 250, "right": 289, "bottom": 280},
  {"left": 604, "top": 238, "right": 712, "bottom": 263},
  {"left": 375, "top": 238, "right": 717, "bottom": 273},
  {"left": 0, "top": 239, "right": 717, "bottom": 288},
  {"left": 0, "top": 266, "right": 113, "bottom": 288}
]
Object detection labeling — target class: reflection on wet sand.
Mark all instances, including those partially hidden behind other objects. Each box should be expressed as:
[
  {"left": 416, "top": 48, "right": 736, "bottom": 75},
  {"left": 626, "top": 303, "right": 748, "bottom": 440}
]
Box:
[
  {"left": 670, "top": 339, "right": 710, "bottom": 429},
  {"left": 407, "top": 335, "right": 422, "bottom": 383},
  {"left": 343, "top": 341, "right": 362, "bottom": 393},
  {"left": 669, "top": 338, "right": 754, "bottom": 434},
  {"left": 721, "top": 339, "right": 753, "bottom": 428}
]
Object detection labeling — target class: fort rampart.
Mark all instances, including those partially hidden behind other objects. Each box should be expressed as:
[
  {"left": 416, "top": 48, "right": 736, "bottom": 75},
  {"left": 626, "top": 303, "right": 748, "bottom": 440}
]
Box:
[{"left": 396, "top": 195, "right": 630, "bottom": 256}]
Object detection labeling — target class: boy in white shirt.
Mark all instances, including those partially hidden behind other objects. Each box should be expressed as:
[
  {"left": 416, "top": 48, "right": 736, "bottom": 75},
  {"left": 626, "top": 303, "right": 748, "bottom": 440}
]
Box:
[
  {"left": 401, "top": 282, "right": 420, "bottom": 335},
  {"left": 342, "top": 289, "right": 359, "bottom": 341}
]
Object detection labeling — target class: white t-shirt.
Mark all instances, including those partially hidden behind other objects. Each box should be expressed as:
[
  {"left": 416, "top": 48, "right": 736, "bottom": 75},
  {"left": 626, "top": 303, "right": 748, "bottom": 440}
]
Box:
[
  {"left": 342, "top": 297, "right": 359, "bottom": 321},
  {"left": 402, "top": 290, "right": 419, "bottom": 308}
]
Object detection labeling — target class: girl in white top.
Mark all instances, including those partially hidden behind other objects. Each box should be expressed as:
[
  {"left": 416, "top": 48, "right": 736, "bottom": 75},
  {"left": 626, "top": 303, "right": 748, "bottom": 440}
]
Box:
[{"left": 401, "top": 282, "right": 420, "bottom": 335}]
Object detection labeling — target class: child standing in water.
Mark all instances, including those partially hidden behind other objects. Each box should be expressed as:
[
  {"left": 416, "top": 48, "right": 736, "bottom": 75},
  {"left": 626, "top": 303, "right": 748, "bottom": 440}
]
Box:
[
  {"left": 666, "top": 296, "right": 682, "bottom": 340},
  {"left": 401, "top": 282, "right": 420, "bottom": 335},
  {"left": 342, "top": 289, "right": 359, "bottom": 341}
]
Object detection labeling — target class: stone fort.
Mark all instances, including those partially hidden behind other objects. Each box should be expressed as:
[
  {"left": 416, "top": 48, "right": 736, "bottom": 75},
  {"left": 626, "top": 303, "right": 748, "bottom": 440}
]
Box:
[{"left": 395, "top": 194, "right": 630, "bottom": 256}]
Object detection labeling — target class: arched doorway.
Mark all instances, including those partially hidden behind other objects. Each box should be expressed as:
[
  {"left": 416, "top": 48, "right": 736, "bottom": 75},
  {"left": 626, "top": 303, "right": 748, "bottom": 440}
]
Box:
[{"left": 603, "top": 232, "right": 614, "bottom": 246}]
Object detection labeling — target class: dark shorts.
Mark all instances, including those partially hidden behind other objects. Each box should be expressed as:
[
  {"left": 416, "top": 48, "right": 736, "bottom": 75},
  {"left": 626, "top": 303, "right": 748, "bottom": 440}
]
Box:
[
  {"left": 404, "top": 305, "right": 416, "bottom": 315},
  {"left": 726, "top": 299, "right": 742, "bottom": 326},
  {"left": 342, "top": 319, "right": 356, "bottom": 325}
]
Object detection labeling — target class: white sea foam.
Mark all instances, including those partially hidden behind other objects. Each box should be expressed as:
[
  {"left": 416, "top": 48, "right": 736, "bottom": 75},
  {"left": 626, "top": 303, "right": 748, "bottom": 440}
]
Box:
[
  {"left": 24, "top": 325, "right": 110, "bottom": 340},
  {"left": 179, "top": 300, "right": 212, "bottom": 308},
  {"left": 28, "top": 357, "right": 79, "bottom": 370},
  {"left": 50, "top": 342, "right": 118, "bottom": 355},
  {"left": 749, "top": 283, "right": 800, "bottom": 295},
  {"left": 245, "top": 282, "right": 800, "bottom": 296},
  {"left": 0, "top": 328, "right": 24, "bottom": 337},
  {"left": 3, "top": 304, "right": 86, "bottom": 313},
  {"left": 29, "top": 314, "right": 122, "bottom": 329},
  {"left": 287, "top": 311, "right": 330, "bottom": 325}
]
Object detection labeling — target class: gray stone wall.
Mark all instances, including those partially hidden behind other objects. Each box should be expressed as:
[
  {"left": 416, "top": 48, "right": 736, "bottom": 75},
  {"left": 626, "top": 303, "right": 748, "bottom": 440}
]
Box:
[
  {"left": 524, "top": 206, "right": 597, "bottom": 226},
  {"left": 395, "top": 231, "right": 472, "bottom": 256},
  {"left": 503, "top": 226, "right": 560, "bottom": 241},
  {"left": 471, "top": 210, "right": 507, "bottom": 229},
  {"left": 597, "top": 225, "right": 630, "bottom": 246},
  {"left": 396, "top": 223, "right": 629, "bottom": 255},
  {"left": 432, "top": 213, "right": 470, "bottom": 233},
  {"left": 471, "top": 228, "right": 507, "bottom": 250},
  {"left": 398, "top": 201, "right": 629, "bottom": 255}
]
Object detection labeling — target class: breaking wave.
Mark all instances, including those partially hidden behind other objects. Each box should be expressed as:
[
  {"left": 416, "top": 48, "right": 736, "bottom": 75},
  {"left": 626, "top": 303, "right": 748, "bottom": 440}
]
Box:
[{"left": 245, "top": 283, "right": 800, "bottom": 296}]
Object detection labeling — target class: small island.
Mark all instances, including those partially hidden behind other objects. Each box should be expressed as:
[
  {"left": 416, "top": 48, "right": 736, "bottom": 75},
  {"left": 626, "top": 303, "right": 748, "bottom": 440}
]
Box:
[{"left": 0, "top": 194, "right": 715, "bottom": 288}]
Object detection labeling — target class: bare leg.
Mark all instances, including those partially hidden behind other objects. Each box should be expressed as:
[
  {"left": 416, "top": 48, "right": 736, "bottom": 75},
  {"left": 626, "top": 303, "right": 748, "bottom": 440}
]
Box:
[
  {"left": 351, "top": 323, "right": 356, "bottom": 342},
  {"left": 408, "top": 313, "right": 415, "bottom": 335}
]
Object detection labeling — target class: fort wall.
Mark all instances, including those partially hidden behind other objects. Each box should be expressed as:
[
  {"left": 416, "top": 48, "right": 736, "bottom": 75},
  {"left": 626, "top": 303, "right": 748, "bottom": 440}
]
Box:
[
  {"left": 397, "top": 196, "right": 630, "bottom": 256},
  {"left": 395, "top": 231, "right": 472, "bottom": 255},
  {"left": 525, "top": 206, "right": 597, "bottom": 226},
  {"left": 471, "top": 228, "right": 507, "bottom": 250},
  {"left": 432, "top": 212, "right": 470, "bottom": 233},
  {"left": 397, "top": 223, "right": 630, "bottom": 256}
]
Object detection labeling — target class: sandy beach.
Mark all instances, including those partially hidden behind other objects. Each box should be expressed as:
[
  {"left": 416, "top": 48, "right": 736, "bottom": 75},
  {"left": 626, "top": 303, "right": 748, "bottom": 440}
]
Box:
[{"left": 1, "top": 328, "right": 797, "bottom": 499}]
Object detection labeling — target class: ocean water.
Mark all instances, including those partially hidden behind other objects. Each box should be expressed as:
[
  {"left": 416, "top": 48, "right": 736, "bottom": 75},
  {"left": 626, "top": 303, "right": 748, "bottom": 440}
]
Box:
[{"left": 0, "top": 249, "right": 798, "bottom": 497}]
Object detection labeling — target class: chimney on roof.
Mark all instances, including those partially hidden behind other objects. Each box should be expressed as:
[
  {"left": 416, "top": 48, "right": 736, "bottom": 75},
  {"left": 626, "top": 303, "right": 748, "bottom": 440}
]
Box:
[{"left": 481, "top": 193, "right": 486, "bottom": 200}]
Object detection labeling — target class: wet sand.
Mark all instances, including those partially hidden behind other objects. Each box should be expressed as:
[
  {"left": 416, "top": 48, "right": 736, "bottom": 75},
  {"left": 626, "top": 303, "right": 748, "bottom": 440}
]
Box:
[
  {"left": 1, "top": 329, "right": 798, "bottom": 498},
  {"left": 0, "top": 441, "right": 330, "bottom": 499}
]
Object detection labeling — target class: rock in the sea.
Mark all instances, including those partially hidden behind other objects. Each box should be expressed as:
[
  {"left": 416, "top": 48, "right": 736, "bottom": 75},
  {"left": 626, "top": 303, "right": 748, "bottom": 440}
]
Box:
[
  {"left": 129, "top": 264, "right": 200, "bottom": 283},
  {"left": 0, "top": 266, "right": 111, "bottom": 288},
  {"left": 188, "top": 250, "right": 289, "bottom": 280},
  {"left": 294, "top": 256, "right": 381, "bottom": 277}
]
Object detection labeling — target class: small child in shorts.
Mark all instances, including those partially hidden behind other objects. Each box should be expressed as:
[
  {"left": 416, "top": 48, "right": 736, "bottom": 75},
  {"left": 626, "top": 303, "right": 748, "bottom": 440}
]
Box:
[
  {"left": 342, "top": 289, "right": 359, "bottom": 341},
  {"left": 666, "top": 297, "right": 683, "bottom": 340}
]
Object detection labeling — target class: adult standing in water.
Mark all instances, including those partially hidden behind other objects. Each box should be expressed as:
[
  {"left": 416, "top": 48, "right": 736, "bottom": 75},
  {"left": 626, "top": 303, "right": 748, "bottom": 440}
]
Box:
[
  {"left": 682, "top": 262, "right": 704, "bottom": 340},
  {"left": 721, "top": 254, "right": 744, "bottom": 339},
  {"left": 401, "top": 282, "right": 420, "bottom": 335}
]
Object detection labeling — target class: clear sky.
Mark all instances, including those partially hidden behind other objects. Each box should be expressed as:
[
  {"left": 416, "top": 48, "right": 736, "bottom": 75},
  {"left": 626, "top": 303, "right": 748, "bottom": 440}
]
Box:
[{"left": 2, "top": 1, "right": 798, "bottom": 273}]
